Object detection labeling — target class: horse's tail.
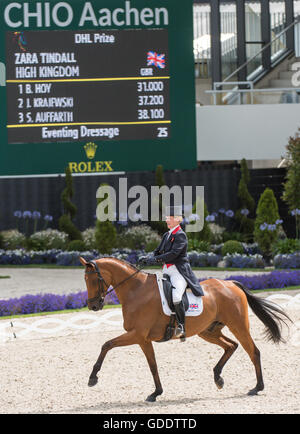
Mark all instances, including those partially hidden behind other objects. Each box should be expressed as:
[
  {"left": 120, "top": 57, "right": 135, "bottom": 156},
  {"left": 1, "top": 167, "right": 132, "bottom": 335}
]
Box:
[{"left": 232, "top": 280, "right": 292, "bottom": 344}]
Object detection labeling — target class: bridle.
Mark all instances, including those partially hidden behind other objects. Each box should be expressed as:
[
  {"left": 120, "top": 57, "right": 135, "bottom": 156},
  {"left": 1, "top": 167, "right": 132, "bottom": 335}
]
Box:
[{"left": 85, "top": 260, "right": 142, "bottom": 307}]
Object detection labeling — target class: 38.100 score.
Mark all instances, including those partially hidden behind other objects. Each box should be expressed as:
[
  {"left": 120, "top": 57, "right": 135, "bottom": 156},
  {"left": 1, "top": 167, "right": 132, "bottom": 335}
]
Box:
[{"left": 138, "top": 108, "right": 165, "bottom": 120}]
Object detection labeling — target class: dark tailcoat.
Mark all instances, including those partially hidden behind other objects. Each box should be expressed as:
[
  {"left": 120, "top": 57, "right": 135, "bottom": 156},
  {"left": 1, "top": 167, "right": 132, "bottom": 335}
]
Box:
[{"left": 153, "top": 227, "right": 204, "bottom": 297}]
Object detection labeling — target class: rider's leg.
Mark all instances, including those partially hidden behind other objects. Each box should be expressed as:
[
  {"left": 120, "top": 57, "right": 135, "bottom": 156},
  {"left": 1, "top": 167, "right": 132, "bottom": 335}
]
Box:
[{"left": 165, "top": 266, "right": 187, "bottom": 339}]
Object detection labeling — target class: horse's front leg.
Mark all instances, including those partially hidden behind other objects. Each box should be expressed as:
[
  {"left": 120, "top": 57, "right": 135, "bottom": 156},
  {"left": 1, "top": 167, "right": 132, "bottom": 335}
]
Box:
[
  {"left": 139, "top": 341, "right": 163, "bottom": 402},
  {"left": 88, "top": 330, "right": 138, "bottom": 387}
]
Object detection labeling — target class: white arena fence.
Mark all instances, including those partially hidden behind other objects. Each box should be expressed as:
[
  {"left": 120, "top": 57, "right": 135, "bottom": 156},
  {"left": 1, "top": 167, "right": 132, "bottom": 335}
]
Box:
[
  {"left": 0, "top": 294, "right": 299, "bottom": 346},
  {"left": 0, "top": 309, "right": 123, "bottom": 343}
]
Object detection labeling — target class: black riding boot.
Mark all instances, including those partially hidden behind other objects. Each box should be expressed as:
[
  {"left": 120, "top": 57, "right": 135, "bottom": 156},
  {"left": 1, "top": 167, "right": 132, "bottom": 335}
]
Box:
[{"left": 174, "top": 301, "right": 186, "bottom": 342}]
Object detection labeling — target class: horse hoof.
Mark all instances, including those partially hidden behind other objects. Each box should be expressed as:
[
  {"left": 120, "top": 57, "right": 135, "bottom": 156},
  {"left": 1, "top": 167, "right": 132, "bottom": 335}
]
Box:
[
  {"left": 145, "top": 394, "right": 156, "bottom": 403},
  {"left": 215, "top": 376, "right": 224, "bottom": 390},
  {"left": 247, "top": 388, "right": 258, "bottom": 396},
  {"left": 88, "top": 377, "right": 98, "bottom": 387}
]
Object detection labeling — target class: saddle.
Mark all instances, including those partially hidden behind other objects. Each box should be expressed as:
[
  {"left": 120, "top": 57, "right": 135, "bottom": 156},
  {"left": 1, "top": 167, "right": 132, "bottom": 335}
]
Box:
[
  {"left": 156, "top": 274, "right": 189, "bottom": 343},
  {"left": 161, "top": 274, "right": 189, "bottom": 313}
]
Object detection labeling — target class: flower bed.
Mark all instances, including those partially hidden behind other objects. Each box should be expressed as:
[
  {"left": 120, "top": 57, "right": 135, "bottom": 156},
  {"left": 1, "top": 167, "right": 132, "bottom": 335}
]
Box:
[
  {"left": 273, "top": 253, "right": 300, "bottom": 269},
  {"left": 0, "top": 249, "right": 99, "bottom": 266},
  {"left": 0, "top": 292, "right": 87, "bottom": 316},
  {"left": 223, "top": 270, "right": 300, "bottom": 290},
  {"left": 1, "top": 270, "right": 299, "bottom": 317},
  {"left": 0, "top": 248, "right": 299, "bottom": 270},
  {"left": 187, "top": 251, "right": 221, "bottom": 267},
  {"left": 0, "top": 248, "right": 144, "bottom": 266},
  {"left": 223, "top": 253, "right": 265, "bottom": 269}
]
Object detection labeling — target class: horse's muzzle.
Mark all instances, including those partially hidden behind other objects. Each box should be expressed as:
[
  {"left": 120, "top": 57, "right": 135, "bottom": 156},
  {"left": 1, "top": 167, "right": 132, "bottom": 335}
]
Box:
[{"left": 88, "top": 300, "right": 104, "bottom": 311}]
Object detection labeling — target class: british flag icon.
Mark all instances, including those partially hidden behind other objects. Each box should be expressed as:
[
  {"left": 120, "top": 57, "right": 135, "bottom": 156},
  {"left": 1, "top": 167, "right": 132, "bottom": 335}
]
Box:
[{"left": 147, "top": 51, "right": 166, "bottom": 69}]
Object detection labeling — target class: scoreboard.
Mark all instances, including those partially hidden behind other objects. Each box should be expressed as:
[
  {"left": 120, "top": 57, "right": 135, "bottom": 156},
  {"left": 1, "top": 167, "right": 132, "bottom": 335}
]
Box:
[
  {"left": 6, "top": 29, "right": 170, "bottom": 143},
  {"left": 0, "top": 0, "right": 196, "bottom": 176}
]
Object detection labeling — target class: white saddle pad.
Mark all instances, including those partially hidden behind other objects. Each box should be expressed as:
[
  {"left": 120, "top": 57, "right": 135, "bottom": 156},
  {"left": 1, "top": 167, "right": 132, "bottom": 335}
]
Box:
[{"left": 155, "top": 273, "right": 203, "bottom": 317}]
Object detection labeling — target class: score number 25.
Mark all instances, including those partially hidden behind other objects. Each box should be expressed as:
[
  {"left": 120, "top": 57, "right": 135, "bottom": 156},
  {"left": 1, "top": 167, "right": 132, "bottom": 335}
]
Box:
[{"left": 157, "top": 127, "right": 168, "bottom": 138}]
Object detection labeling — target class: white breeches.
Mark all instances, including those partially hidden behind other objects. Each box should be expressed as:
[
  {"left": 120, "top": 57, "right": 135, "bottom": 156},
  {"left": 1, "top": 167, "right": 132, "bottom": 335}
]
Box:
[{"left": 162, "top": 264, "right": 187, "bottom": 304}]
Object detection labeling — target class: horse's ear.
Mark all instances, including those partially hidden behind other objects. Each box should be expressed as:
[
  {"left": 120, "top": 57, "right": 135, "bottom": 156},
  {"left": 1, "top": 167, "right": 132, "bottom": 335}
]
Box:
[{"left": 79, "top": 257, "right": 87, "bottom": 266}]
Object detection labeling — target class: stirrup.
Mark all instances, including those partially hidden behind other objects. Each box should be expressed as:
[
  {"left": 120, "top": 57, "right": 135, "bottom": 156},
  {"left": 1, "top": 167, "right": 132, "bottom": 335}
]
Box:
[{"left": 174, "top": 324, "right": 186, "bottom": 341}]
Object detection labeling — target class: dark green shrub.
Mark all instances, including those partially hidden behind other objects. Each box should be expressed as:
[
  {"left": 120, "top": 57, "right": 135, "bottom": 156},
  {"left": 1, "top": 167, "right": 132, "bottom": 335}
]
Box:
[
  {"left": 272, "top": 238, "right": 300, "bottom": 255},
  {"left": 188, "top": 239, "right": 211, "bottom": 252},
  {"left": 236, "top": 159, "right": 255, "bottom": 240},
  {"left": 188, "top": 200, "right": 212, "bottom": 243},
  {"left": 59, "top": 167, "right": 82, "bottom": 241},
  {"left": 254, "top": 188, "right": 280, "bottom": 255},
  {"left": 67, "top": 239, "right": 87, "bottom": 251},
  {"left": 95, "top": 183, "right": 117, "bottom": 254},
  {"left": 282, "top": 129, "right": 300, "bottom": 237},
  {"left": 237, "top": 159, "right": 255, "bottom": 211},
  {"left": 95, "top": 220, "right": 117, "bottom": 254},
  {"left": 222, "top": 231, "right": 243, "bottom": 242},
  {"left": 221, "top": 240, "right": 244, "bottom": 256},
  {"left": 59, "top": 214, "right": 82, "bottom": 241}
]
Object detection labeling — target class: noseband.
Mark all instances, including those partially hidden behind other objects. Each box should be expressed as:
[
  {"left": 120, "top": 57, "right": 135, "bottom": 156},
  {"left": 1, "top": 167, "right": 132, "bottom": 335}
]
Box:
[{"left": 85, "top": 260, "right": 141, "bottom": 306}]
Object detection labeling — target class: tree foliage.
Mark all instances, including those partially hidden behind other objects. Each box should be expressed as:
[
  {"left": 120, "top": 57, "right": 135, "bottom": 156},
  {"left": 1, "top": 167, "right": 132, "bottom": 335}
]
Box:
[
  {"left": 95, "top": 183, "right": 117, "bottom": 254},
  {"left": 254, "top": 188, "right": 280, "bottom": 255},
  {"left": 59, "top": 167, "right": 82, "bottom": 241},
  {"left": 237, "top": 159, "right": 255, "bottom": 240},
  {"left": 282, "top": 129, "right": 300, "bottom": 211}
]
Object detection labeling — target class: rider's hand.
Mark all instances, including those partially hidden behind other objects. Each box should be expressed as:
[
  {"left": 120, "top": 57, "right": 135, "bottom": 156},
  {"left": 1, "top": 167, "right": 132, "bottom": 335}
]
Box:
[
  {"left": 139, "top": 255, "right": 157, "bottom": 266},
  {"left": 138, "top": 256, "right": 149, "bottom": 265}
]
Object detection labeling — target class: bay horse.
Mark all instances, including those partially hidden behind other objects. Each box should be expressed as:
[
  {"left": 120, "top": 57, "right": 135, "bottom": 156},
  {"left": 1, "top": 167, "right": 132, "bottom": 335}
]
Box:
[{"left": 80, "top": 256, "right": 291, "bottom": 402}]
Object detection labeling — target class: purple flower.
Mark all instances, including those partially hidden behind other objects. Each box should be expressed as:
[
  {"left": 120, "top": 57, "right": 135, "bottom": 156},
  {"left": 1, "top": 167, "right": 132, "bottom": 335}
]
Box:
[
  {"left": 267, "top": 224, "right": 277, "bottom": 232},
  {"left": 291, "top": 209, "right": 300, "bottom": 216},
  {"left": 23, "top": 211, "right": 32, "bottom": 218},
  {"left": 14, "top": 211, "right": 22, "bottom": 218},
  {"left": 225, "top": 210, "right": 234, "bottom": 218},
  {"left": 223, "top": 270, "right": 300, "bottom": 289},
  {"left": 32, "top": 211, "right": 41, "bottom": 219},
  {"left": 205, "top": 214, "right": 215, "bottom": 222},
  {"left": 189, "top": 213, "right": 200, "bottom": 222},
  {"left": 241, "top": 208, "right": 249, "bottom": 216},
  {"left": 218, "top": 208, "right": 225, "bottom": 214},
  {"left": 275, "top": 219, "right": 283, "bottom": 225},
  {"left": 260, "top": 223, "right": 267, "bottom": 231},
  {"left": 44, "top": 215, "right": 53, "bottom": 221}
]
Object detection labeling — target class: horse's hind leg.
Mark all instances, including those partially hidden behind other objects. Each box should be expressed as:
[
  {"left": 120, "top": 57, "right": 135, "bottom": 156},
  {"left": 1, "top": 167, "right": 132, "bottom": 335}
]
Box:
[
  {"left": 199, "top": 324, "right": 238, "bottom": 390},
  {"left": 227, "top": 322, "right": 264, "bottom": 396}
]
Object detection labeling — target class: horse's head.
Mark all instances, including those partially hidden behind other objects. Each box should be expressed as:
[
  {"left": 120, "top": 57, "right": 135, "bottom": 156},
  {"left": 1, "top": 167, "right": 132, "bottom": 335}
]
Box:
[{"left": 80, "top": 257, "right": 112, "bottom": 311}]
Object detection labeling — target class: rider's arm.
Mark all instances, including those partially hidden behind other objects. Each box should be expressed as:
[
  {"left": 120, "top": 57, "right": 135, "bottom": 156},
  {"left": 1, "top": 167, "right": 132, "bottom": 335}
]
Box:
[{"left": 153, "top": 233, "right": 186, "bottom": 263}]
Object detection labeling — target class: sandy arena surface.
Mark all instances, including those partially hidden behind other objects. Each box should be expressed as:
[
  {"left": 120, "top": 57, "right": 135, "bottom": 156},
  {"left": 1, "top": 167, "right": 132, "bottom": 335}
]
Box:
[{"left": 0, "top": 298, "right": 299, "bottom": 414}]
